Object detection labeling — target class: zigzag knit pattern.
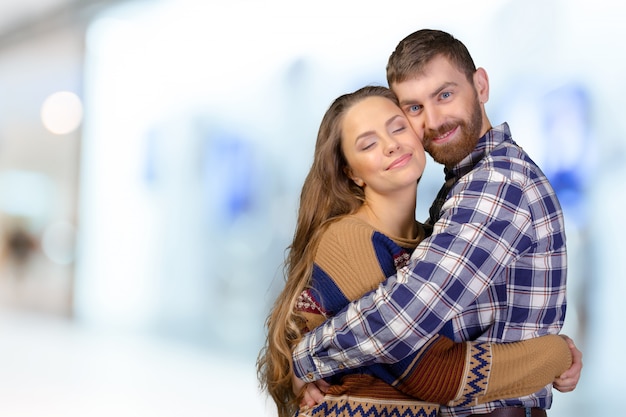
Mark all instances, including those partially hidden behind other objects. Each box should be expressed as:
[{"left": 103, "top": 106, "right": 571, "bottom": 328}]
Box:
[
  {"left": 295, "top": 395, "right": 439, "bottom": 417},
  {"left": 449, "top": 341, "right": 491, "bottom": 407}
]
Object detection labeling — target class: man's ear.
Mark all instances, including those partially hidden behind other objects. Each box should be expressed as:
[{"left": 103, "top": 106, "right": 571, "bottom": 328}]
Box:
[{"left": 474, "top": 67, "right": 490, "bottom": 104}]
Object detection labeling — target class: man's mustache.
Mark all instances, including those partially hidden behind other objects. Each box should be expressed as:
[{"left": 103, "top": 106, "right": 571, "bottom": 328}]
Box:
[{"left": 423, "top": 122, "right": 460, "bottom": 143}]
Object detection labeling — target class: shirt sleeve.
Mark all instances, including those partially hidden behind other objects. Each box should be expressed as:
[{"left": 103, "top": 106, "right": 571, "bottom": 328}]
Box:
[{"left": 292, "top": 169, "right": 535, "bottom": 382}]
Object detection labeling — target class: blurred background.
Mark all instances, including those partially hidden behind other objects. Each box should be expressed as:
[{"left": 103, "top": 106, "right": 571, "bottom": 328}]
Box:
[{"left": 0, "top": 0, "right": 622, "bottom": 415}]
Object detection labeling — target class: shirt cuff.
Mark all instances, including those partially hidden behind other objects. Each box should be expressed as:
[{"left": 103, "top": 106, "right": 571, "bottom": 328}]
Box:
[{"left": 292, "top": 332, "right": 319, "bottom": 381}]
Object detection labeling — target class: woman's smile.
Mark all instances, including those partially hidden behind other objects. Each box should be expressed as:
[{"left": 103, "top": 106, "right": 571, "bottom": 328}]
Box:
[{"left": 386, "top": 153, "right": 413, "bottom": 170}]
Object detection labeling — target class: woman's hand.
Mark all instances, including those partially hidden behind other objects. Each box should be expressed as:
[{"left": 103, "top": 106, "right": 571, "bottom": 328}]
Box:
[
  {"left": 292, "top": 372, "right": 330, "bottom": 407},
  {"left": 553, "top": 335, "right": 583, "bottom": 393}
]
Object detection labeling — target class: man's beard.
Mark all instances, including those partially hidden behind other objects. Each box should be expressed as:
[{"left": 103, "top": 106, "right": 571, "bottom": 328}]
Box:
[{"left": 423, "top": 98, "right": 483, "bottom": 167}]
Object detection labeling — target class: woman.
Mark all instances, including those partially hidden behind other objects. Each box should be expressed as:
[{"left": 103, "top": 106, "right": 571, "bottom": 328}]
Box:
[{"left": 257, "top": 86, "right": 575, "bottom": 417}]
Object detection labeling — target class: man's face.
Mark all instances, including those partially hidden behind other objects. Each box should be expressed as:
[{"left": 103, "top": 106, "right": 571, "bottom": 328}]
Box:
[{"left": 391, "top": 55, "right": 488, "bottom": 167}]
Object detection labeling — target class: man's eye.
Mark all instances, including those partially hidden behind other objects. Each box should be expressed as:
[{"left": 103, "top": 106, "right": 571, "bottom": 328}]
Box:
[
  {"left": 408, "top": 105, "right": 420, "bottom": 113},
  {"left": 441, "top": 92, "right": 451, "bottom": 99}
]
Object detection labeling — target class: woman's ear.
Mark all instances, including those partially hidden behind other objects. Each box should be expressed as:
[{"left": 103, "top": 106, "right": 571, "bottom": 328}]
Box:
[{"left": 344, "top": 166, "right": 364, "bottom": 187}]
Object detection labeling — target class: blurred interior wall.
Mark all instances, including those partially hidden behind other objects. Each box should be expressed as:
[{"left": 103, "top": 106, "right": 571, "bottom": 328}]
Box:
[{"left": 0, "top": 4, "right": 88, "bottom": 316}]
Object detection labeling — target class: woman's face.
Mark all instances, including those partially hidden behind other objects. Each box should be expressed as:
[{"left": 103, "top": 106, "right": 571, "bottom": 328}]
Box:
[{"left": 341, "top": 96, "right": 426, "bottom": 197}]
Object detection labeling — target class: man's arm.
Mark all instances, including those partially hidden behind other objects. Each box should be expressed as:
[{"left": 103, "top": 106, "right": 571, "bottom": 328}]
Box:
[{"left": 292, "top": 170, "right": 536, "bottom": 382}]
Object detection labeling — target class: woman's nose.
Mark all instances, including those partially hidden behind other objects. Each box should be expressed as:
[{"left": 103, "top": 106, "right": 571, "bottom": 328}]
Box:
[{"left": 384, "top": 137, "right": 401, "bottom": 155}]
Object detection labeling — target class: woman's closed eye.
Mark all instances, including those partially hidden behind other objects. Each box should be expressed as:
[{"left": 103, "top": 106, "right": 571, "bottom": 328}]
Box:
[
  {"left": 359, "top": 139, "right": 377, "bottom": 151},
  {"left": 388, "top": 118, "right": 408, "bottom": 135}
]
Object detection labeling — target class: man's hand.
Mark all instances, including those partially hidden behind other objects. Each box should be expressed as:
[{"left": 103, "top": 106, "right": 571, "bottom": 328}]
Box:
[
  {"left": 554, "top": 335, "right": 583, "bottom": 393},
  {"left": 292, "top": 372, "right": 330, "bottom": 407}
]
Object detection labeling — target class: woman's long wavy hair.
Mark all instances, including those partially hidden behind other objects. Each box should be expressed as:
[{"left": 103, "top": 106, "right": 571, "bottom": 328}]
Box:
[{"left": 257, "top": 86, "right": 398, "bottom": 417}]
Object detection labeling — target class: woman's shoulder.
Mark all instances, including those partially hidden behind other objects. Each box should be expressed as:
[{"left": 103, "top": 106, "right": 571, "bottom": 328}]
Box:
[
  {"left": 324, "top": 215, "right": 427, "bottom": 248},
  {"left": 323, "top": 215, "right": 376, "bottom": 238},
  {"left": 316, "top": 215, "right": 376, "bottom": 254}
]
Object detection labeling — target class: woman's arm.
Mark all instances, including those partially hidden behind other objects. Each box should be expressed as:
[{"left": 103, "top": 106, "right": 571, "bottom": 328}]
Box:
[
  {"left": 296, "top": 334, "right": 579, "bottom": 408},
  {"left": 552, "top": 335, "right": 583, "bottom": 393},
  {"left": 392, "top": 334, "right": 573, "bottom": 406}
]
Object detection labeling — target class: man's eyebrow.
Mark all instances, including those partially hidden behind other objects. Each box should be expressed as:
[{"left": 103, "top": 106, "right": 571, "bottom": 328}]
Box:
[
  {"left": 430, "top": 81, "right": 458, "bottom": 99},
  {"left": 430, "top": 81, "right": 458, "bottom": 98},
  {"left": 398, "top": 98, "right": 417, "bottom": 107},
  {"left": 398, "top": 81, "right": 459, "bottom": 107}
]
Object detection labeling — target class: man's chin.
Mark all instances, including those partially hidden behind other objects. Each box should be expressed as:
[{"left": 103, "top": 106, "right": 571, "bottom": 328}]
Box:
[
  {"left": 431, "top": 153, "right": 466, "bottom": 168},
  {"left": 427, "top": 136, "right": 477, "bottom": 167},
  {"left": 426, "top": 145, "right": 455, "bottom": 166}
]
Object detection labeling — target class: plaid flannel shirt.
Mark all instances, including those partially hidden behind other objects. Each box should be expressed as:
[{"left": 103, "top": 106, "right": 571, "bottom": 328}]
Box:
[{"left": 292, "top": 123, "right": 567, "bottom": 416}]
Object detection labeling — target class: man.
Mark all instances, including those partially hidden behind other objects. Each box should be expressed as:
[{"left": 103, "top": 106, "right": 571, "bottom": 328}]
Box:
[{"left": 292, "top": 29, "right": 581, "bottom": 416}]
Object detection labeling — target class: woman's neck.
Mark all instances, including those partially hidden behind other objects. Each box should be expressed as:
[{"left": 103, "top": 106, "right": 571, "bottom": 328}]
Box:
[{"left": 355, "top": 190, "right": 417, "bottom": 240}]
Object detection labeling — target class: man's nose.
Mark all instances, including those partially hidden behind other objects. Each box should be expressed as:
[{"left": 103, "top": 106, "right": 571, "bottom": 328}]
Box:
[{"left": 423, "top": 107, "right": 442, "bottom": 131}]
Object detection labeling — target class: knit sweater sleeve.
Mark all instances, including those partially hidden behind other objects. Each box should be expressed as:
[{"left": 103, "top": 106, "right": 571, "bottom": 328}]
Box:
[
  {"left": 393, "top": 334, "right": 572, "bottom": 406},
  {"left": 458, "top": 334, "right": 572, "bottom": 406},
  {"left": 314, "top": 219, "right": 391, "bottom": 302},
  {"left": 297, "top": 218, "right": 390, "bottom": 332}
]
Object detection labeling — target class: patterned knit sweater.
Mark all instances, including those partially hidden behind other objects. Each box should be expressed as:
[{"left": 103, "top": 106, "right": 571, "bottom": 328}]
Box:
[{"left": 295, "top": 215, "right": 571, "bottom": 417}]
